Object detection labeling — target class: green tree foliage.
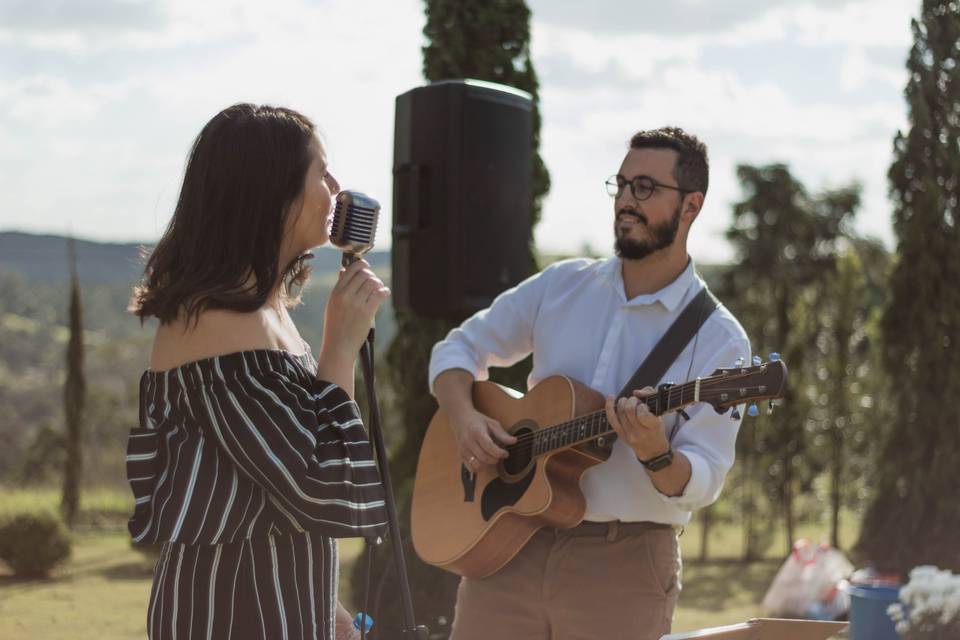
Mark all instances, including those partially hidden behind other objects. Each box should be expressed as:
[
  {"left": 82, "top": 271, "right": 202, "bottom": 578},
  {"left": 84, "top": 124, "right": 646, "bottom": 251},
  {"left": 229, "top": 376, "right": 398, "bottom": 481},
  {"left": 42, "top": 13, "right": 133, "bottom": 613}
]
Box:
[
  {"left": 61, "top": 238, "right": 85, "bottom": 528},
  {"left": 723, "top": 164, "right": 858, "bottom": 558},
  {"left": 819, "top": 246, "right": 887, "bottom": 549},
  {"left": 19, "top": 423, "right": 65, "bottom": 485},
  {"left": 856, "top": 0, "right": 960, "bottom": 576},
  {"left": 720, "top": 228, "right": 888, "bottom": 565}
]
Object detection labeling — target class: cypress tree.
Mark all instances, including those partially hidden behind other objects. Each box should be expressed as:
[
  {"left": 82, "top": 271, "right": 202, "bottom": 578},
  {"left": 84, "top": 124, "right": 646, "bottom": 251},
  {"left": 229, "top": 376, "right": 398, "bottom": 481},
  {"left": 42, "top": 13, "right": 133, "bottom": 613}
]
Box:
[
  {"left": 856, "top": 0, "right": 960, "bottom": 575},
  {"left": 350, "top": 2, "right": 549, "bottom": 635},
  {"left": 422, "top": 0, "right": 550, "bottom": 239},
  {"left": 61, "top": 237, "right": 85, "bottom": 527},
  {"left": 824, "top": 249, "right": 866, "bottom": 550}
]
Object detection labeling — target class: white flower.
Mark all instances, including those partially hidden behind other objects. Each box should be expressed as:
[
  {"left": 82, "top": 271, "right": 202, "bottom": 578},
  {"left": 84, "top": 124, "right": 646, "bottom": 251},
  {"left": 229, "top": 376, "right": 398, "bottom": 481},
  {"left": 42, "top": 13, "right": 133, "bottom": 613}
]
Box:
[{"left": 890, "top": 566, "right": 960, "bottom": 640}]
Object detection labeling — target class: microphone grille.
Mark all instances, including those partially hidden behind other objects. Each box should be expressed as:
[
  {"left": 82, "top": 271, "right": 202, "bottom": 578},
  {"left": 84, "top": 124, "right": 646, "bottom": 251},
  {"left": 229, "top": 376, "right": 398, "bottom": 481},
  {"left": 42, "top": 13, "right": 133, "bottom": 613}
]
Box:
[{"left": 330, "top": 191, "right": 380, "bottom": 255}]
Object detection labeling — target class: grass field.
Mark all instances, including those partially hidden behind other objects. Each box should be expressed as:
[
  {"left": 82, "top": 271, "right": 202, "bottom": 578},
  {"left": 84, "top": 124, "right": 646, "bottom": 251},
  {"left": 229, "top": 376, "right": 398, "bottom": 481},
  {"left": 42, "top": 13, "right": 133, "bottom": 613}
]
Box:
[{"left": 0, "top": 488, "right": 858, "bottom": 639}]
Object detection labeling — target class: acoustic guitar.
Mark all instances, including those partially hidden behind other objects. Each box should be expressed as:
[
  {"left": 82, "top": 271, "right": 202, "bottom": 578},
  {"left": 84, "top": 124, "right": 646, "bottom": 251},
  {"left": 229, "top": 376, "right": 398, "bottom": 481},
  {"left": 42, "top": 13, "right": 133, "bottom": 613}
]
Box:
[{"left": 411, "top": 359, "right": 787, "bottom": 578}]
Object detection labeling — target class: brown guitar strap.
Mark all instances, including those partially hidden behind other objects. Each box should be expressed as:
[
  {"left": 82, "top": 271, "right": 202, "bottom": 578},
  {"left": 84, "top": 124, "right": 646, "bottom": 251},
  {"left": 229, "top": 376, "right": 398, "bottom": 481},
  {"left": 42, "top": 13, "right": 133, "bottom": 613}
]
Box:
[{"left": 591, "top": 285, "right": 720, "bottom": 454}]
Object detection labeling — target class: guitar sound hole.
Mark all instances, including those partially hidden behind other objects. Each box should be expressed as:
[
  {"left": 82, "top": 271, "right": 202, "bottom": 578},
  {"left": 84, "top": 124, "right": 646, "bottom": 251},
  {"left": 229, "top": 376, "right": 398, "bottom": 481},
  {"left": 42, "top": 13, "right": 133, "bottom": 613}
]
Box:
[{"left": 503, "top": 426, "right": 534, "bottom": 476}]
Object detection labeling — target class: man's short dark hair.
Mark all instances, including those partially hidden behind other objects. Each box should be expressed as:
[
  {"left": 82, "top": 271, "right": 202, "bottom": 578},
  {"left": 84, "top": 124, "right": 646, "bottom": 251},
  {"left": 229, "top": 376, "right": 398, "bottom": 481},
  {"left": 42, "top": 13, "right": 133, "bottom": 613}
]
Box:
[{"left": 629, "top": 127, "right": 709, "bottom": 197}]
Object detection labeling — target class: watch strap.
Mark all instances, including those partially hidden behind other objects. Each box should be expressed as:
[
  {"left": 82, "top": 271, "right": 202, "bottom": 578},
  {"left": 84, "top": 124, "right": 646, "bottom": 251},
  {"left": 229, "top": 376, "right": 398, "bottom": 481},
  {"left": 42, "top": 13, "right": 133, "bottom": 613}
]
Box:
[{"left": 638, "top": 448, "right": 674, "bottom": 471}]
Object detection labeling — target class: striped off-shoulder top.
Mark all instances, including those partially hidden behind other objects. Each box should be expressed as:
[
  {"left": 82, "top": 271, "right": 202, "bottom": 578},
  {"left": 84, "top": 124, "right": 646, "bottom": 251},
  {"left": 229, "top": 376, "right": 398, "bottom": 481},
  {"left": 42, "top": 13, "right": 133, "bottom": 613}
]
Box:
[{"left": 126, "top": 348, "right": 387, "bottom": 544}]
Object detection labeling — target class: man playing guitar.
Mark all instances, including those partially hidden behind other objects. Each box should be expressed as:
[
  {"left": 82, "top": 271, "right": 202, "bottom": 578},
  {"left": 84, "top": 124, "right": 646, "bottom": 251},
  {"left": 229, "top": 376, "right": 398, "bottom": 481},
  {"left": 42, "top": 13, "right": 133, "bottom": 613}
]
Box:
[{"left": 428, "top": 127, "right": 751, "bottom": 639}]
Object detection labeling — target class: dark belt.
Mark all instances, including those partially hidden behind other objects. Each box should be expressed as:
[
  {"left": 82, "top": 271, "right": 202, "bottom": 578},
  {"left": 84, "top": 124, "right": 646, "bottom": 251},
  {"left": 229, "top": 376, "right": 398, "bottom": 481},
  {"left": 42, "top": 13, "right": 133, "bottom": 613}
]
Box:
[{"left": 553, "top": 520, "right": 678, "bottom": 541}]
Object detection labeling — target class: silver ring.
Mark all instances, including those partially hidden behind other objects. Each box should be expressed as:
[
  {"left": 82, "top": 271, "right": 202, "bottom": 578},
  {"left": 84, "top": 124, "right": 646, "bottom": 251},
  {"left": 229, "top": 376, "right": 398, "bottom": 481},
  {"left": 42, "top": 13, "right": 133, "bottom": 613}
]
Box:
[{"left": 468, "top": 455, "right": 478, "bottom": 465}]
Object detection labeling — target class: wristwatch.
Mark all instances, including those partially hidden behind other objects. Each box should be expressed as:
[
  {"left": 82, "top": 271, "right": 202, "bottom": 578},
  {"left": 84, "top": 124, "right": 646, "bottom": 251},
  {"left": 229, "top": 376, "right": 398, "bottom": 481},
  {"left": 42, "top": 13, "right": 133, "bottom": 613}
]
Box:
[{"left": 638, "top": 447, "right": 674, "bottom": 472}]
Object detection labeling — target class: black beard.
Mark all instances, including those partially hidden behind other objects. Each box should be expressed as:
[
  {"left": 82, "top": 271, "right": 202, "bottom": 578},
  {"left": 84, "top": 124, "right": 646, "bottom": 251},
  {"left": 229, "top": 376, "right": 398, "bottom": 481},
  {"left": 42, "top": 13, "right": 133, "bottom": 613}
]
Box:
[{"left": 614, "top": 204, "right": 682, "bottom": 260}]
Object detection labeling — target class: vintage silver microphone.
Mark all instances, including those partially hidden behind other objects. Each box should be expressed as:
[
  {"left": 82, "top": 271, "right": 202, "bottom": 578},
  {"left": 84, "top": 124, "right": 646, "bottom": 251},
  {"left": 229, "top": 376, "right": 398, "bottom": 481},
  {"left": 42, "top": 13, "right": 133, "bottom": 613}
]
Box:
[
  {"left": 329, "top": 190, "right": 380, "bottom": 266},
  {"left": 328, "top": 190, "right": 382, "bottom": 336}
]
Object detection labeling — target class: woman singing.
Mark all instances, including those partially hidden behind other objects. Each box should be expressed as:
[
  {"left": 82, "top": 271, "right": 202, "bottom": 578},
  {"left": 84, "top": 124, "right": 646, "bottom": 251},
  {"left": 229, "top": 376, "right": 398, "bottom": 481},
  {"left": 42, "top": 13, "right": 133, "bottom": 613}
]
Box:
[{"left": 127, "top": 103, "right": 389, "bottom": 640}]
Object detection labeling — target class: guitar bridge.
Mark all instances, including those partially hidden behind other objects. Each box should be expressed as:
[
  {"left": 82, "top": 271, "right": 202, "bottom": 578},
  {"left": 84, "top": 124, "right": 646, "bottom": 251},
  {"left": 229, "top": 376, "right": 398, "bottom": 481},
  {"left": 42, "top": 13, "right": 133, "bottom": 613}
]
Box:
[{"left": 461, "top": 464, "right": 476, "bottom": 502}]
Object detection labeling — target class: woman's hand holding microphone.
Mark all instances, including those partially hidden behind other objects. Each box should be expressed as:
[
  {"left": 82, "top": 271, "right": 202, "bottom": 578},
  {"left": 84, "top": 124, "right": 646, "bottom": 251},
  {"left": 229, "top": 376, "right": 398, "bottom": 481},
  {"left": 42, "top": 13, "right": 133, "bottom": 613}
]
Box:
[{"left": 317, "top": 258, "right": 390, "bottom": 395}]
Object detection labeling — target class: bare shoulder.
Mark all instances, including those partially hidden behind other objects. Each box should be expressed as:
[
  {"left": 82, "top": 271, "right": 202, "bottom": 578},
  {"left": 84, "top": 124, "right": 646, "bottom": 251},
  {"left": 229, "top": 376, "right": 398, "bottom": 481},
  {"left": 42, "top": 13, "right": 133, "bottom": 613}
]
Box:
[{"left": 149, "top": 308, "right": 305, "bottom": 372}]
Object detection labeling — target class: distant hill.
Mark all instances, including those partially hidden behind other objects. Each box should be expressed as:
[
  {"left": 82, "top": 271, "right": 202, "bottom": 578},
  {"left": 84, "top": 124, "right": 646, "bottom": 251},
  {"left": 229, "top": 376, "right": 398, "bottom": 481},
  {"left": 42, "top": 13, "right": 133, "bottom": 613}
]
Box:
[
  {"left": 0, "top": 231, "right": 143, "bottom": 285},
  {"left": 0, "top": 231, "right": 390, "bottom": 286}
]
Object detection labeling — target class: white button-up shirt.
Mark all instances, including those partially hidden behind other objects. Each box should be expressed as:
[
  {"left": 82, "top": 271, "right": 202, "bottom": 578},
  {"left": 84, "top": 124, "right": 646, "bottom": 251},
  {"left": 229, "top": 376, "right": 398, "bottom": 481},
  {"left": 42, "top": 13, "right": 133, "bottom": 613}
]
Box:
[{"left": 428, "top": 256, "right": 751, "bottom": 525}]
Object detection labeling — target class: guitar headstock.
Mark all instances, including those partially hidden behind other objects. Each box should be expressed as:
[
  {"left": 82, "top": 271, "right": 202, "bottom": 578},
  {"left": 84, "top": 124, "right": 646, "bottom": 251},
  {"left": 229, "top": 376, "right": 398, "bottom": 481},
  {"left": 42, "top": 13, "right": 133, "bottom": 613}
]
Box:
[{"left": 700, "top": 358, "right": 788, "bottom": 413}]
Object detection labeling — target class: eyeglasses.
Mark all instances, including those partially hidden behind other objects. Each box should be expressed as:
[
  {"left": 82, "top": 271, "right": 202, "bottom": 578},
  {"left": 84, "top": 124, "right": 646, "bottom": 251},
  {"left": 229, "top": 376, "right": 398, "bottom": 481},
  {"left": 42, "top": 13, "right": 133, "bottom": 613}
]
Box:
[{"left": 605, "top": 174, "right": 691, "bottom": 200}]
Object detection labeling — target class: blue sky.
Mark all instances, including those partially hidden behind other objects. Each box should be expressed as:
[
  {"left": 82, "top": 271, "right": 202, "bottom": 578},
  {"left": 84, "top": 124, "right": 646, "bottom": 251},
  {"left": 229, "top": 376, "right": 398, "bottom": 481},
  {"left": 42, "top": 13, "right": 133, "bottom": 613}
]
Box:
[{"left": 0, "top": 0, "right": 916, "bottom": 262}]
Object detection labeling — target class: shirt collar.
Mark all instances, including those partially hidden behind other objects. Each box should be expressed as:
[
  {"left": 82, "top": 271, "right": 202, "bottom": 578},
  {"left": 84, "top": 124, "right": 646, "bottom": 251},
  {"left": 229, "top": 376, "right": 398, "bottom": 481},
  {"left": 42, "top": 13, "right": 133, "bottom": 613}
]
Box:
[{"left": 603, "top": 256, "right": 698, "bottom": 312}]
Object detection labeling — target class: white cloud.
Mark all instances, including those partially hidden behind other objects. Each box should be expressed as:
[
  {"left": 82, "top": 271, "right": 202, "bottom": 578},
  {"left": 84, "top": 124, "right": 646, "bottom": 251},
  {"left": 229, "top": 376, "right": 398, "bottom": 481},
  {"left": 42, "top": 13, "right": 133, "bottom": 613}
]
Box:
[
  {"left": 787, "top": 0, "right": 914, "bottom": 48},
  {"left": 0, "top": 0, "right": 425, "bottom": 242},
  {"left": 527, "top": 0, "right": 867, "bottom": 36},
  {"left": 538, "top": 61, "right": 903, "bottom": 146},
  {"left": 0, "top": 75, "right": 135, "bottom": 126},
  {"left": 840, "top": 46, "right": 909, "bottom": 92},
  {"left": 0, "top": 0, "right": 400, "bottom": 53},
  {"left": 533, "top": 23, "right": 698, "bottom": 80}
]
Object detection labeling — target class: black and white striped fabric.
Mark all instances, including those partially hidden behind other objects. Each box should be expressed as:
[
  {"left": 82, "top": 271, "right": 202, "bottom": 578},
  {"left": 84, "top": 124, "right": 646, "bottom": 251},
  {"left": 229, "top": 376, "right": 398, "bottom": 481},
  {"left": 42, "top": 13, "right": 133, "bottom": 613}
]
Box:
[
  {"left": 148, "top": 532, "right": 338, "bottom": 640},
  {"left": 127, "top": 348, "right": 387, "bottom": 640}
]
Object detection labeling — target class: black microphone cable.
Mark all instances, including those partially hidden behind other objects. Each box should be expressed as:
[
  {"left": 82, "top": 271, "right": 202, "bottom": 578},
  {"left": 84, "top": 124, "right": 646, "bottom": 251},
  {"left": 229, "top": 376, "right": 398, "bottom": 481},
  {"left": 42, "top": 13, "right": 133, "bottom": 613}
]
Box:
[{"left": 358, "top": 330, "right": 378, "bottom": 640}]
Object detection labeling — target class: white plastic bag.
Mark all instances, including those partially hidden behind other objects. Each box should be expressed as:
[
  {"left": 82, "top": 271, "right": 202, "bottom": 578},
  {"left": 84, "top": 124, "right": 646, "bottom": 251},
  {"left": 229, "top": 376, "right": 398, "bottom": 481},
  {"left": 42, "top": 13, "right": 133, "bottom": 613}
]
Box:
[{"left": 761, "top": 539, "right": 854, "bottom": 618}]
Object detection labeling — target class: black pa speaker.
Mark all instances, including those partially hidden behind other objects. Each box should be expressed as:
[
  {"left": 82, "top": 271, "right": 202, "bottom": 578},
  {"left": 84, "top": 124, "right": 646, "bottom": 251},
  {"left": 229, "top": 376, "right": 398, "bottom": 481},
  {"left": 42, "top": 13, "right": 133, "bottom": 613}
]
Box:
[{"left": 391, "top": 80, "right": 535, "bottom": 317}]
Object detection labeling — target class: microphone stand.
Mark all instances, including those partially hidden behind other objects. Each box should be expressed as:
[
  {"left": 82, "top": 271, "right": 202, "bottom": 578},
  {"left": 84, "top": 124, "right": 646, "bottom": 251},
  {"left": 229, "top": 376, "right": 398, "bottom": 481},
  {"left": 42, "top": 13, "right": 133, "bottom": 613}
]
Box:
[{"left": 351, "top": 252, "right": 428, "bottom": 639}]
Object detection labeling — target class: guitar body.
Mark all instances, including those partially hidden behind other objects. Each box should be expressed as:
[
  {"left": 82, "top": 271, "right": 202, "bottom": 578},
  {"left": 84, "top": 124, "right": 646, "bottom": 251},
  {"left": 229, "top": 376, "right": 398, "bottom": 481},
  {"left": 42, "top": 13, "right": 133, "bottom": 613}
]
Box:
[{"left": 411, "top": 375, "right": 607, "bottom": 579}]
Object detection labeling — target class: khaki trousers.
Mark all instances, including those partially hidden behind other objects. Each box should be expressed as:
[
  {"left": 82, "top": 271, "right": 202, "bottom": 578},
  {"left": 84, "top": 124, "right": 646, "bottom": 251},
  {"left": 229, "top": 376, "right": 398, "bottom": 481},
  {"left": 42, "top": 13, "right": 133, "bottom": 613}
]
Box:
[{"left": 449, "top": 522, "right": 682, "bottom": 640}]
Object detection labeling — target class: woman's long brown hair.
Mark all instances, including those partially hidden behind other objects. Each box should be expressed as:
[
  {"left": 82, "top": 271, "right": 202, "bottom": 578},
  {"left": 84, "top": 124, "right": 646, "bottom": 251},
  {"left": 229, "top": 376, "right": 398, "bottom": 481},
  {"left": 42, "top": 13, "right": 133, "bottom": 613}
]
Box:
[{"left": 130, "top": 104, "right": 316, "bottom": 327}]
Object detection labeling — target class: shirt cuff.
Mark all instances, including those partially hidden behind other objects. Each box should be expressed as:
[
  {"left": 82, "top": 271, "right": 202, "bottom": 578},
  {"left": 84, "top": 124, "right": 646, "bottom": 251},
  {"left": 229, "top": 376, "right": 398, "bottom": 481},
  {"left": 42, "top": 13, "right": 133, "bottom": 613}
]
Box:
[
  {"left": 654, "top": 447, "right": 713, "bottom": 510},
  {"left": 427, "top": 350, "right": 487, "bottom": 396}
]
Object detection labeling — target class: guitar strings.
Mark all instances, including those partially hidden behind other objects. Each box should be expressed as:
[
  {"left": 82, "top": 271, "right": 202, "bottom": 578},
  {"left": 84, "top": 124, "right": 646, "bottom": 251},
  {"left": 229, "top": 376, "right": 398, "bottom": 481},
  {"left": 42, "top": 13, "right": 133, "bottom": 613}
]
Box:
[
  {"left": 501, "top": 369, "right": 765, "bottom": 458},
  {"left": 504, "top": 378, "right": 704, "bottom": 454}
]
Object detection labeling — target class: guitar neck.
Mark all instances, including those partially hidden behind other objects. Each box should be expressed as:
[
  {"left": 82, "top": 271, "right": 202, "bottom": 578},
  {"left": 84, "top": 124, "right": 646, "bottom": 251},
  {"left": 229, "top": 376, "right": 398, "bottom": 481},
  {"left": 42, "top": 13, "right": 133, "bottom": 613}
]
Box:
[
  {"left": 508, "top": 360, "right": 787, "bottom": 460},
  {"left": 527, "top": 378, "right": 705, "bottom": 458}
]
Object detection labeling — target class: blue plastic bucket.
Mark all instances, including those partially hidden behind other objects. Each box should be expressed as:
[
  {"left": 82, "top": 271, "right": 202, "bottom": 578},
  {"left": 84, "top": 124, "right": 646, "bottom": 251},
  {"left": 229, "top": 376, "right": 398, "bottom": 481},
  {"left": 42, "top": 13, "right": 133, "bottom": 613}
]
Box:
[{"left": 848, "top": 583, "right": 901, "bottom": 640}]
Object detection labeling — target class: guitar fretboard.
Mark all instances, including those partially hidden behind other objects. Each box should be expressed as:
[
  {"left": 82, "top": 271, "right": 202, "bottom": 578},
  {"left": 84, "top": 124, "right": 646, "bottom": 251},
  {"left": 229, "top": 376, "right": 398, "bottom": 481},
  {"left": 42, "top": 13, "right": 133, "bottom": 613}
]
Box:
[
  {"left": 516, "top": 378, "right": 703, "bottom": 459},
  {"left": 530, "top": 410, "right": 608, "bottom": 456}
]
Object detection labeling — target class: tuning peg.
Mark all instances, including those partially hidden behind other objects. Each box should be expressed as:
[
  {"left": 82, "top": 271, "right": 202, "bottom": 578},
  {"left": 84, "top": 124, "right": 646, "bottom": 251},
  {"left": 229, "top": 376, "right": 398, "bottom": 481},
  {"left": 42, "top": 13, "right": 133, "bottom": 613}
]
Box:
[
  {"left": 731, "top": 406, "right": 742, "bottom": 420},
  {"left": 769, "top": 352, "right": 781, "bottom": 362},
  {"left": 752, "top": 356, "right": 762, "bottom": 366},
  {"left": 767, "top": 401, "right": 775, "bottom": 415},
  {"left": 735, "top": 357, "right": 745, "bottom": 368},
  {"left": 747, "top": 403, "right": 760, "bottom": 417}
]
